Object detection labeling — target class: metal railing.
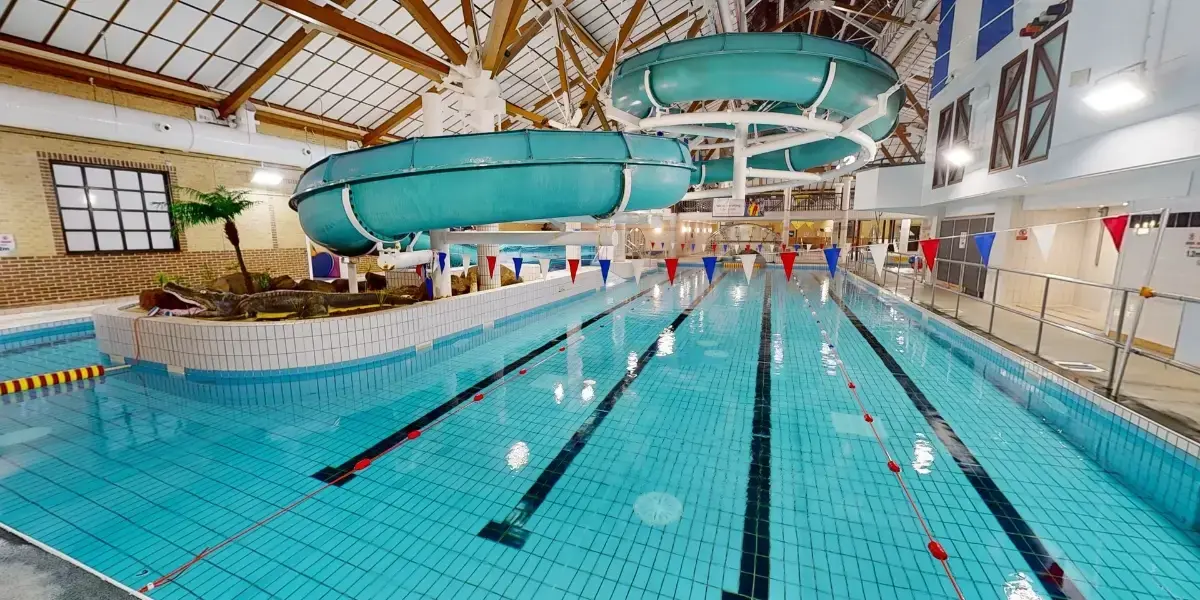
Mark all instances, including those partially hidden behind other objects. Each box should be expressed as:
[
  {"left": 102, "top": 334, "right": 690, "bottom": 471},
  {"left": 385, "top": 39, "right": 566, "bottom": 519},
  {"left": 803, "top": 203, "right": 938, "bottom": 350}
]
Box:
[
  {"left": 844, "top": 250, "right": 1200, "bottom": 399},
  {"left": 673, "top": 194, "right": 842, "bottom": 214}
]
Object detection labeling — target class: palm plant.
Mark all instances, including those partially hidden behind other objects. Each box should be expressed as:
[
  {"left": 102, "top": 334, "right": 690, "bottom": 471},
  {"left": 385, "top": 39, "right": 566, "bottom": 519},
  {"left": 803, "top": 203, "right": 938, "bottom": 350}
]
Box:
[{"left": 168, "top": 186, "right": 257, "bottom": 293}]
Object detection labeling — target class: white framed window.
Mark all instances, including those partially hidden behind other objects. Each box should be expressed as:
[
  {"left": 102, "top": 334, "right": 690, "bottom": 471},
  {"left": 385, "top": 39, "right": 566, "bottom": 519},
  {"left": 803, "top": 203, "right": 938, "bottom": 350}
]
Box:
[{"left": 50, "top": 162, "right": 177, "bottom": 253}]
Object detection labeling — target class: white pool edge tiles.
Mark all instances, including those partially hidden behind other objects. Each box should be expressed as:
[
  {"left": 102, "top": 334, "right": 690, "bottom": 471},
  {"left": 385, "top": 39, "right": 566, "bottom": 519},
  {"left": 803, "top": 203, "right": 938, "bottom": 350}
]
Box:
[
  {"left": 0, "top": 520, "right": 154, "bottom": 600},
  {"left": 93, "top": 267, "right": 651, "bottom": 375},
  {"left": 0, "top": 316, "right": 93, "bottom": 338},
  {"left": 845, "top": 272, "right": 1200, "bottom": 461}
]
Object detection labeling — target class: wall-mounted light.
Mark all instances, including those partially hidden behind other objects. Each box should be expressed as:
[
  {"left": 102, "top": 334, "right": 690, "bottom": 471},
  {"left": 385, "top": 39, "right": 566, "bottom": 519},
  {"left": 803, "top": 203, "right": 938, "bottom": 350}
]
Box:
[
  {"left": 1083, "top": 72, "right": 1148, "bottom": 113},
  {"left": 654, "top": 227, "right": 662, "bottom": 233},
  {"left": 943, "top": 146, "right": 974, "bottom": 167},
  {"left": 252, "top": 168, "right": 283, "bottom": 186}
]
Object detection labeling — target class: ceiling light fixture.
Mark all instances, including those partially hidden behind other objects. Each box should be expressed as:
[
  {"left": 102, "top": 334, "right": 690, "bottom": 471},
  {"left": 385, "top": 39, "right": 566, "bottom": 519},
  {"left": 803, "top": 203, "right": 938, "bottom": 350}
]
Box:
[
  {"left": 1083, "top": 72, "right": 1148, "bottom": 113},
  {"left": 252, "top": 168, "right": 283, "bottom": 186}
]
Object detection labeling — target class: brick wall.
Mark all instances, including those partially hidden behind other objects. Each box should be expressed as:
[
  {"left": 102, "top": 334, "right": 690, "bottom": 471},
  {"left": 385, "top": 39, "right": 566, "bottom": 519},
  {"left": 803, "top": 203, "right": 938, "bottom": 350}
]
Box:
[{"left": 0, "top": 248, "right": 309, "bottom": 308}]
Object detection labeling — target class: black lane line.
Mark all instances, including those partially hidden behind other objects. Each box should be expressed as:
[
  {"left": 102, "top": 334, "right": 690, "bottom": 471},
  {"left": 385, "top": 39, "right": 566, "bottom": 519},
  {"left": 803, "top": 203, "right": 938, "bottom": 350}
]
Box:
[
  {"left": 826, "top": 282, "right": 1085, "bottom": 600},
  {"left": 479, "top": 272, "right": 726, "bottom": 549},
  {"left": 722, "top": 273, "right": 774, "bottom": 600},
  {"left": 311, "top": 279, "right": 670, "bottom": 486}
]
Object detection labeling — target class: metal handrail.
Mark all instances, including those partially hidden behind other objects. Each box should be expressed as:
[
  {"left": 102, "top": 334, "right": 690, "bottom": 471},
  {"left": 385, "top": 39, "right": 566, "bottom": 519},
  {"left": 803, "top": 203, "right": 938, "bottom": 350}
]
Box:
[{"left": 845, "top": 249, "right": 1200, "bottom": 397}]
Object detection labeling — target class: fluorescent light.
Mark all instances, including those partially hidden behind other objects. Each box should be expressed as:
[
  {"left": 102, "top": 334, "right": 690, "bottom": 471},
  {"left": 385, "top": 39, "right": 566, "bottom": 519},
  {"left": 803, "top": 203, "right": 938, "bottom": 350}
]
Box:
[
  {"left": 252, "top": 169, "right": 283, "bottom": 186},
  {"left": 1083, "top": 77, "right": 1147, "bottom": 113},
  {"left": 654, "top": 227, "right": 662, "bottom": 233},
  {"left": 943, "top": 146, "right": 973, "bottom": 167}
]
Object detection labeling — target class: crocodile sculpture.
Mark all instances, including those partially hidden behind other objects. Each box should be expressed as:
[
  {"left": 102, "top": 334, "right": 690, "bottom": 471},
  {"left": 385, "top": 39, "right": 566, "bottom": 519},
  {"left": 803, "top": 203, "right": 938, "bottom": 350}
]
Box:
[{"left": 163, "top": 282, "right": 422, "bottom": 319}]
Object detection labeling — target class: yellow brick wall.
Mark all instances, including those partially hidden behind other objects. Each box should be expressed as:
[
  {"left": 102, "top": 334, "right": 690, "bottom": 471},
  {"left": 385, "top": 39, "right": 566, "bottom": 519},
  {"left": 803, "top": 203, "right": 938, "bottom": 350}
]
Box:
[{"left": 0, "top": 128, "right": 305, "bottom": 257}]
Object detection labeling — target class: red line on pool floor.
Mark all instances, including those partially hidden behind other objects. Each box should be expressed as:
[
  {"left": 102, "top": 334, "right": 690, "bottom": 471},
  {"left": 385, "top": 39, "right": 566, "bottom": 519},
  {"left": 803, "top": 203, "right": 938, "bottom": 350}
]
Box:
[
  {"left": 139, "top": 335, "right": 587, "bottom": 594},
  {"left": 796, "top": 274, "right": 966, "bottom": 600}
]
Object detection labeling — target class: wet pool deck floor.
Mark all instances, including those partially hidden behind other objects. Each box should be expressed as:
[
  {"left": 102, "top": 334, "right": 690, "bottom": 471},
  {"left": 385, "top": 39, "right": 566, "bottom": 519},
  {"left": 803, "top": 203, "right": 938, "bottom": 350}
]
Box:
[{"left": 0, "top": 528, "right": 141, "bottom": 600}]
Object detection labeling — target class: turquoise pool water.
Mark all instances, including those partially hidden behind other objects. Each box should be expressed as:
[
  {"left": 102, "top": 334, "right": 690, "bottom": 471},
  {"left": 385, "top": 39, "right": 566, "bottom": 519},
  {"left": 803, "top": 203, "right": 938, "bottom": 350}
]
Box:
[{"left": 0, "top": 269, "right": 1198, "bottom": 599}]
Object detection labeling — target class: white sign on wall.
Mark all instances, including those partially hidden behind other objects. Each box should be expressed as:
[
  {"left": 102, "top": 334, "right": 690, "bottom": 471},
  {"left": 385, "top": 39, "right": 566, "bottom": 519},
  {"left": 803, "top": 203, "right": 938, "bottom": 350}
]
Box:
[
  {"left": 712, "top": 198, "right": 746, "bottom": 218},
  {"left": 0, "top": 233, "right": 14, "bottom": 256}
]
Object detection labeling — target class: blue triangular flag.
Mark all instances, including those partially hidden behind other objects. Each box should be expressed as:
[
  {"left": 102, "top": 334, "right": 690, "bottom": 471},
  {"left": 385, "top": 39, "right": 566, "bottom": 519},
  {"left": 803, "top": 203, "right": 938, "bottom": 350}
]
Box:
[
  {"left": 973, "top": 232, "right": 996, "bottom": 267},
  {"left": 598, "top": 258, "right": 611, "bottom": 283},
  {"left": 424, "top": 276, "right": 433, "bottom": 299},
  {"left": 723, "top": 244, "right": 727, "bottom": 251},
  {"left": 702, "top": 256, "right": 716, "bottom": 282},
  {"left": 823, "top": 247, "right": 842, "bottom": 277},
  {"left": 757, "top": 243, "right": 762, "bottom": 251},
  {"left": 438, "top": 251, "right": 447, "bottom": 272},
  {"left": 793, "top": 244, "right": 801, "bottom": 251},
  {"left": 691, "top": 243, "right": 695, "bottom": 251},
  {"left": 513, "top": 256, "right": 523, "bottom": 279}
]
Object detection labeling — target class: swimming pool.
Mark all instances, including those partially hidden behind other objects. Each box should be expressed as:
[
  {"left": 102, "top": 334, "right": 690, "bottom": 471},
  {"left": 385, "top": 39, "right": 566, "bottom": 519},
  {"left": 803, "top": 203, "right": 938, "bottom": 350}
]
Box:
[{"left": 1, "top": 269, "right": 1198, "bottom": 599}]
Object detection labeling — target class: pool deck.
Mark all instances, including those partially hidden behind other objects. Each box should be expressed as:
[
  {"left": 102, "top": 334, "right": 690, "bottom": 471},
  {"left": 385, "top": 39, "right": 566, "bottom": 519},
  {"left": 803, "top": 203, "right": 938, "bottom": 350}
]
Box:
[{"left": 0, "top": 526, "right": 144, "bottom": 600}]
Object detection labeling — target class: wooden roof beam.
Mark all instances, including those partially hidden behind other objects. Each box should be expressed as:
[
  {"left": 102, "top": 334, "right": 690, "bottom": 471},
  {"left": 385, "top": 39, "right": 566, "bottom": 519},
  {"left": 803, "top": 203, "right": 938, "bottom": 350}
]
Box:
[
  {"left": 625, "top": 9, "right": 695, "bottom": 53},
  {"left": 506, "top": 101, "right": 550, "bottom": 127},
  {"left": 482, "top": 0, "right": 530, "bottom": 72},
  {"left": 547, "top": 1, "right": 604, "bottom": 57},
  {"left": 686, "top": 11, "right": 707, "bottom": 38},
  {"left": 401, "top": 0, "right": 467, "bottom": 65},
  {"left": 260, "top": 0, "right": 449, "bottom": 81},
  {"left": 495, "top": 7, "right": 554, "bottom": 74},
  {"left": 903, "top": 85, "right": 928, "bottom": 125},
  {"left": 362, "top": 90, "right": 428, "bottom": 145},
  {"left": 830, "top": 1, "right": 908, "bottom": 25},
  {"left": 218, "top": 28, "right": 318, "bottom": 118},
  {"left": 895, "top": 125, "right": 919, "bottom": 159},
  {"left": 580, "top": 0, "right": 646, "bottom": 116}
]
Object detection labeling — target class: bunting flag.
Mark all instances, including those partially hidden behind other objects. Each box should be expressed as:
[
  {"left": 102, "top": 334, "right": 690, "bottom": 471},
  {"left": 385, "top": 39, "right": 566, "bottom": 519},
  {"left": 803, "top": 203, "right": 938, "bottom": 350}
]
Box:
[
  {"left": 723, "top": 244, "right": 728, "bottom": 252},
  {"left": 632, "top": 258, "right": 644, "bottom": 284},
  {"left": 793, "top": 244, "right": 801, "bottom": 252},
  {"left": 744, "top": 244, "right": 751, "bottom": 252},
  {"left": 567, "top": 258, "right": 580, "bottom": 282},
  {"left": 805, "top": 243, "right": 812, "bottom": 251},
  {"left": 1102, "top": 214, "right": 1129, "bottom": 251},
  {"left": 486, "top": 255, "right": 497, "bottom": 277},
  {"left": 869, "top": 243, "right": 889, "bottom": 277},
  {"left": 823, "top": 247, "right": 842, "bottom": 277},
  {"left": 702, "top": 256, "right": 717, "bottom": 282},
  {"left": 780, "top": 251, "right": 797, "bottom": 281},
  {"left": 918, "top": 238, "right": 940, "bottom": 272},
  {"left": 681, "top": 243, "right": 686, "bottom": 252},
  {"left": 416, "top": 264, "right": 425, "bottom": 278},
  {"left": 424, "top": 276, "right": 433, "bottom": 299},
  {"left": 461, "top": 253, "right": 471, "bottom": 270},
  {"left": 973, "top": 232, "right": 997, "bottom": 266},
  {"left": 1031, "top": 224, "right": 1057, "bottom": 260},
  {"left": 599, "top": 258, "right": 611, "bottom": 283},
  {"left": 757, "top": 243, "right": 763, "bottom": 252},
  {"left": 740, "top": 254, "right": 756, "bottom": 281},
  {"left": 711, "top": 243, "right": 717, "bottom": 253},
  {"left": 665, "top": 257, "right": 679, "bottom": 284},
  {"left": 512, "top": 256, "right": 523, "bottom": 280},
  {"left": 691, "top": 243, "right": 696, "bottom": 251},
  {"left": 539, "top": 258, "right": 551, "bottom": 280},
  {"left": 437, "top": 251, "right": 447, "bottom": 273}
]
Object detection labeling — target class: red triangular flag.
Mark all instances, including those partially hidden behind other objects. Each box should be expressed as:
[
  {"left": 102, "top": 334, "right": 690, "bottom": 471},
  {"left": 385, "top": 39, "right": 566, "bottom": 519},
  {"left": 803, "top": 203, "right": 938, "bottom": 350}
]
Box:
[
  {"left": 486, "top": 255, "right": 497, "bottom": 277},
  {"left": 711, "top": 243, "right": 716, "bottom": 253},
  {"left": 680, "top": 243, "right": 686, "bottom": 251},
  {"left": 1103, "top": 215, "right": 1129, "bottom": 251},
  {"left": 416, "top": 264, "right": 424, "bottom": 278},
  {"left": 919, "top": 238, "right": 940, "bottom": 272},
  {"left": 567, "top": 258, "right": 579, "bottom": 282},
  {"left": 665, "top": 257, "right": 679, "bottom": 284},
  {"left": 780, "top": 251, "right": 797, "bottom": 281}
]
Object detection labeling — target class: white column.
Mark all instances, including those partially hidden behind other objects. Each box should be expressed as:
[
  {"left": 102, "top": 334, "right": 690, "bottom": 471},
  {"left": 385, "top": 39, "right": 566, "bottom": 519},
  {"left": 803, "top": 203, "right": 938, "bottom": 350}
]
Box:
[
  {"left": 421, "top": 91, "right": 444, "bottom": 137},
  {"left": 616, "top": 224, "right": 628, "bottom": 261},
  {"left": 565, "top": 221, "right": 581, "bottom": 262},
  {"left": 838, "top": 180, "right": 851, "bottom": 250},
  {"left": 732, "top": 123, "right": 749, "bottom": 202},
  {"left": 782, "top": 187, "right": 792, "bottom": 248},
  {"left": 670, "top": 215, "right": 681, "bottom": 257},
  {"left": 477, "top": 223, "right": 501, "bottom": 291},
  {"left": 344, "top": 257, "right": 358, "bottom": 293},
  {"left": 430, "top": 228, "right": 451, "bottom": 298},
  {"left": 898, "top": 218, "right": 912, "bottom": 254}
]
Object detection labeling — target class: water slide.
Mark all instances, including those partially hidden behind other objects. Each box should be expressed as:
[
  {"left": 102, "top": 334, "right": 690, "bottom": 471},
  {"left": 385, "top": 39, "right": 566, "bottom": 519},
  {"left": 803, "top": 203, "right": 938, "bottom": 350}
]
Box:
[{"left": 291, "top": 33, "right": 901, "bottom": 256}]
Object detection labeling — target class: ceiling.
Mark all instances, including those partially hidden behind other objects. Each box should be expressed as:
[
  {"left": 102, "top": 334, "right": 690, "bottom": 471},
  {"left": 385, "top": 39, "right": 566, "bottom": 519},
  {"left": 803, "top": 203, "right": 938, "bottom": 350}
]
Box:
[{"left": 0, "top": 0, "right": 934, "bottom": 159}]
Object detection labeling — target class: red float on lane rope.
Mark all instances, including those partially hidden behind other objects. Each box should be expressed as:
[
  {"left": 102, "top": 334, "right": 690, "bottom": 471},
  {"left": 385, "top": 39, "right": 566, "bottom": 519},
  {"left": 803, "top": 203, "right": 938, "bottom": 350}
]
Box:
[
  {"left": 558, "top": 346, "right": 565, "bottom": 352},
  {"left": 848, "top": 382, "right": 856, "bottom": 389},
  {"left": 474, "top": 393, "right": 484, "bottom": 401},
  {"left": 887, "top": 460, "right": 901, "bottom": 473},
  {"left": 928, "top": 541, "right": 949, "bottom": 561},
  {"left": 864, "top": 413, "right": 873, "bottom": 423},
  {"left": 354, "top": 459, "right": 371, "bottom": 471},
  {"left": 407, "top": 430, "right": 421, "bottom": 440},
  {"left": 519, "top": 369, "right": 527, "bottom": 375}
]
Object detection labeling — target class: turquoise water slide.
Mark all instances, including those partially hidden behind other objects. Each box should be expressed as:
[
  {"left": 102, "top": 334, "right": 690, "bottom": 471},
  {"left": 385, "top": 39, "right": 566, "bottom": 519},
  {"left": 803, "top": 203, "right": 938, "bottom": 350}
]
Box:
[
  {"left": 290, "top": 33, "right": 900, "bottom": 256},
  {"left": 612, "top": 33, "right": 901, "bottom": 185}
]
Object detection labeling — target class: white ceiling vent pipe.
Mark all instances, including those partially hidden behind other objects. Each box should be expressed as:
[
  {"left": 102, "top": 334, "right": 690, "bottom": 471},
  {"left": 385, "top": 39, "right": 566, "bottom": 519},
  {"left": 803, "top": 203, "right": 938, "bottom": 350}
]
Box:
[{"left": 0, "top": 83, "right": 335, "bottom": 168}]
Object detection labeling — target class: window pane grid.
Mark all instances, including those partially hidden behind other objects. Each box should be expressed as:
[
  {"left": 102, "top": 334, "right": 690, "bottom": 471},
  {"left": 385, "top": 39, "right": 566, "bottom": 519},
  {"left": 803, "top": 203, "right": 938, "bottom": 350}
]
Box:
[{"left": 50, "top": 162, "right": 178, "bottom": 253}]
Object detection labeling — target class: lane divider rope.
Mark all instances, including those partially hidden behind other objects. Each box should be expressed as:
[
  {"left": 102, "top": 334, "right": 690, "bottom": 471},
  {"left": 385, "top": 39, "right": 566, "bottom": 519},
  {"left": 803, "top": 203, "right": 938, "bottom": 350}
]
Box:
[
  {"left": 0, "top": 365, "right": 106, "bottom": 396},
  {"left": 138, "top": 332, "right": 592, "bottom": 593},
  {"left": 797, "top": 273, "right": 966, "bottom": 600}
]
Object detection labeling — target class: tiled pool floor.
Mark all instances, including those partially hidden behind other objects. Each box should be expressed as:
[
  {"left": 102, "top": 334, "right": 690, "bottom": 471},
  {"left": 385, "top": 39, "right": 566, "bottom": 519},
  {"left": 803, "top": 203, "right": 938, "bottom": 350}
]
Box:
[{"left": 0, "top": 269, "right": 1197, "bottom": 599}]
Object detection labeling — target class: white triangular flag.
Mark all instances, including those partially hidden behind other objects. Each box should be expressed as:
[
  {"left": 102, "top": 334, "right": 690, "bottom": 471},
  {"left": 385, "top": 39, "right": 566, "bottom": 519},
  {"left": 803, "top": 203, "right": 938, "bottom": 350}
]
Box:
[
  {"left": 631, "top": 259, "right": 644, "bottom": 284},
  {"left": 869, "top": 243, "right": 889, "bottom": 277},
  {"left": 1032, "top": 224, "right": 1057, "bottom": 260},
  {"left": 805, "top": 243, "right": 812, "bottom": 251},
  {"left": 740, "top": 254, "right": 756, "bottom": 281},
  {"left": 539, "top": 258, "right": 551, "bottom": 279}
]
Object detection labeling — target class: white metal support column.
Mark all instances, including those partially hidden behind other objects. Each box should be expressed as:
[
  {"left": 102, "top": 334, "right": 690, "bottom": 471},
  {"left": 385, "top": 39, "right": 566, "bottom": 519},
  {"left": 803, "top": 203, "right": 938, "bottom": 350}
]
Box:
[
  {"left": 732, "top": 123, "right": 749, "bottom": 202},
  {"left": 782, "top": 187, "right": 792, "bottom": 250},
  {"left": 430, "top": 229, "right": 452, "bottom": 298}
]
